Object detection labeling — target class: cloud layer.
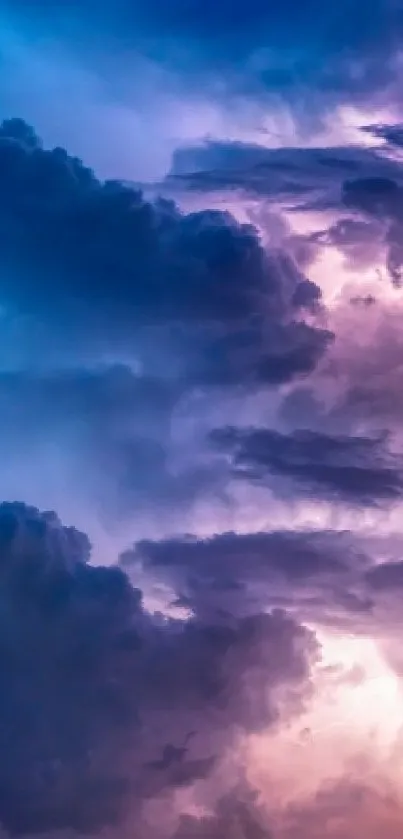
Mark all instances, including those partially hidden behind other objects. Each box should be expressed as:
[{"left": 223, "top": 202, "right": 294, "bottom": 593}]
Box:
[{"left": 2, "top": 1, "right": 403, "bottom": 835}]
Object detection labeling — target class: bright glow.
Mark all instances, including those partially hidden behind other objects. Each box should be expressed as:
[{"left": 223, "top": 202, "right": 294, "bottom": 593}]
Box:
[
  {"left": 311, "top": 630, "right": 402, "bottom": 743},
  {"left": 248, "top": 630, "right": 403, "bottom": 807}
]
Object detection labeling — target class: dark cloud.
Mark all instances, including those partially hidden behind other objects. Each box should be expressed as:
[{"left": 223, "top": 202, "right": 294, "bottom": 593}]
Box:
[
  {"left": 191, "top": 318, "right": 331, "bottom": 387},
  {"left": 309, "top": 217, "right": 386, "bottom": 270},
  {"left": 210, "top": 426, "right": 403, "bottom": 503},
  {"left": 173, "top": 776, "right": 403, "bottom": 838},
  {"left": 0, "top": 4, "right": 403, "bottom": 836},
  {"left": 349, "top": 293, "right": 377, "bottom": 306},
  {"left": 0, "top": 501, "right": 316, "bottom": 835},
  {"left": 308, "top": 301, "right": 403, "bottom": 433},
  {"left": 167, "top": 141, "right": 403, "bottom": 209},
  {"left": 342, "top": 176, "right": 403, "bottom": 285},
  {"left": 366, "top": 560, "right": 403, "bottom": 590},
  {"left": 127, "top": 520, "right": 403, "bottom": 642},
  {"left": 166, "top": 141, "right": 403, "bottom": 288},
  {"left": 0, "top": 119, "right": 330, "bottom": 389},
  {"left": 131, "top": 529, "right": 349, "bottom": 592},
  {"left": 0, "top": 120, "right": 305, "bottom": 321},
  {"left": 362, "top": 122, "right": 403, "bottom": 148},
  {"left": 278, "top": 386, "right": 328, "bottom": 431}
]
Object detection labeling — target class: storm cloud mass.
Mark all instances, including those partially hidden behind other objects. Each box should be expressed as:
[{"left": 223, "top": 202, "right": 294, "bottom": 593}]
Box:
[
  {"left": 1, "top": 0, "right": 403, "bottom": 837},
  {"left": 0, "top": 502, "right": 315, "bottom": 836}
]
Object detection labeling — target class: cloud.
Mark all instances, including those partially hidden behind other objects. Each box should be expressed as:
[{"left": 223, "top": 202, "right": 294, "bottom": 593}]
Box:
[
  {"left": 1, "top": 5, "right": 403, "bottom": 837},
  {"left": 172, "top": 776, "right": 403, "bottom": 838},
  {"left": 0, "top": 118, "right": 330, "bottom": 389},
  {"left": 307, "top": 216, "right": 387, "bottom": 272},
  {"left": 128, "top": 529, "right": 353, "bottom": 619},
  {"left": 210, "top": 426, "right": 403, "bottom": 504},
  {"left": 366, "top": 560, "right": 403, "bottom": 591},
  {"left": 363, "top": 122, "right": 403, "bottom": 148},
  {"left": 4, "top": 0, "right": 403, "bottom": 110},
  {"left": 342, "top": 175, "right": 402, "bottom": 219},
  {"left": 164, "top": 140, "right": 403, "bottom": 292},
  {"left": 167, "top": 140, "right": 403, "bottom": 208},
  {"left": 0, "top": 501, "right": 316, "bottom": 835},
  {"left": 128, "top": 524, "right": 403, "bottom": 639}
]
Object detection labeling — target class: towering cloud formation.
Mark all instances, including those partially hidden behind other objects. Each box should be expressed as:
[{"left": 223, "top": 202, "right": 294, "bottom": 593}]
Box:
[
  {"left": 0, "top": 118, "right": 330, "bottom": 388},
  {"left": 2, "top": 496, "right": 403, "bottom": 837},
  {"left": 1, "top": 0, "right": 403, "bottom": 832},
  {"left": 0, "top": 502, "right": 316, "bottom": 836}
]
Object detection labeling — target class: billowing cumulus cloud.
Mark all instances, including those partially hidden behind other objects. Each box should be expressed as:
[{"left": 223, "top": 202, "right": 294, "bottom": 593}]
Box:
[
  {"left": 341, "top": 175, "right": 403, "bottom": 285},
  {"left": 0, "top": 118, "right": 330, "bottom": 388},
  {"left": 0, "top": 117, "right": 337, "bottom": 533},
  {"left": 127, "top": 528, "right": 354, "bottom": 618},
  {"left": 278, "top": 298, "right": 403, "bottom": 440},
  {"left": 0, "top": 502, "right": 316, "bottom": 836},
  {"left": 3, "top": 500, "right": 403, "bottom": 838},
  {"left": 168, "top": 140, "right": 403, "bottom": 208}
]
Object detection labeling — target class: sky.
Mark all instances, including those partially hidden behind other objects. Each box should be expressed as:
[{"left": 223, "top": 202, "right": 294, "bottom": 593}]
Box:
[{"left": 2, "top": 1, "right": 403, "bottom": 837}]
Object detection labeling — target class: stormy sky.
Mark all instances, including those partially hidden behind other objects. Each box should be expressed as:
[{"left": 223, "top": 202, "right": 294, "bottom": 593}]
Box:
[{"left": 1, "top": 1, "right": 403, "bottom": 837}]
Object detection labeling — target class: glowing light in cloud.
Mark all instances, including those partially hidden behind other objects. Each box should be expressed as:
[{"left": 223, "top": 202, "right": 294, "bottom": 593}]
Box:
[{"left": 248, "top": 628, "right": 403, "bottom": 814}]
